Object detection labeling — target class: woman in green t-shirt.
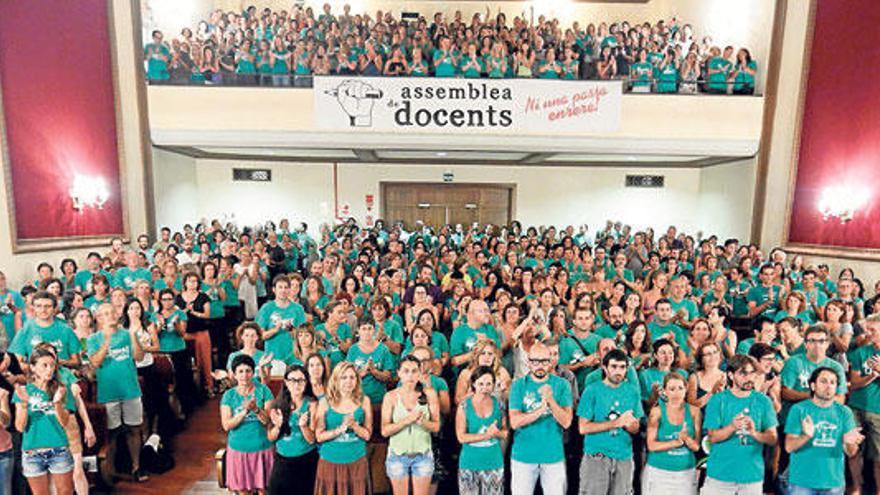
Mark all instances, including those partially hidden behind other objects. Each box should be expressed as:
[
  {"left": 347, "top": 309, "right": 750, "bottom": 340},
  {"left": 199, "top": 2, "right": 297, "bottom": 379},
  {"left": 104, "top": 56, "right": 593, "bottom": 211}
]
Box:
[
  {"left": 314, "top": 362, "right": 372, "bottom": 495},
  {"left": 14, "top": 346, "right": 73, "bottom": 493},
  {"left": 267, "top": 364, "right": 318, "bottom": 495},
  {"left": 220, "top": 354, "right": 274, "bottom": 493},
  {"left": 644, "top": 372, "right": 701, "bottom": 495},
  {"left": 732, "top": 48, "right": 758, "bottom": 95},
  {"left": 455, "top": 365, "right": 507, "bottom": 495}
]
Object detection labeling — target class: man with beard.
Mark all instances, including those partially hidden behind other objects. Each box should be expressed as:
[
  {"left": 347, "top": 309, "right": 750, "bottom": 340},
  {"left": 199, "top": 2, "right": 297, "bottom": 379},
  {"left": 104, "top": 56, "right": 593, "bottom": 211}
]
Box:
[
  {"left": 703, "top": 354, "right": 778, "bottom": 495},
  {"left": 648, "top": 299, "right": 689, "bottom": 353},
  {"left": 508, "top": 343, "right": 573, "bottom": 495},
  {"left": 785, "top": 367, "right": 863, "bottom": 494},
  {"left": 577, "top": 348, "right": 643, "bottom": 495},
  {"left": 594, "top": 305, "right": 627, "bottom": 341}
]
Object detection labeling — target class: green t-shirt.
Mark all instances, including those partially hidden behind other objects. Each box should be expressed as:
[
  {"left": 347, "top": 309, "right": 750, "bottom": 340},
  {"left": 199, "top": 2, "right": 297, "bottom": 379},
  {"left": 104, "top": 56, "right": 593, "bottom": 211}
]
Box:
[
  {"left": 346, "top": 343, "right": 394, "bottom": 404},
  {"left": 153, "top": 309, "right": 187, "bottom": 353},
  {"left": 578, "top": 380, "right": 644, "bottom": 460},
  {"left": 73, "top": 269, "right": 112, "bottom": 294},
  {"left": 433, "top": 49, "right": 456, "bottom": 77},
  {"left": 734, "top": 60, "right": 757, "bottom": 91},
  {"left": 459, "top": 56, "right": 483, "bottom": 78},
  {"left": 648, "top": 321, "right": 689, "bottom": 353},
  {"left": 656, "top": 63, "right": 678, "bottom": 93},
  {"left": 221, "top": 384, "right": 274, "bottom": 453},
  {"left": 630, "top": 62, "right": 653, "bottom": 88},
  {"left": 86, "top": 330, "right": 142, "bottom": 403},
  {"left": 13, "top": 383, "right": 68, "bottom": 450},
  {"left": 704, "top": 390, "right": 778, "bottom": 483},
  {"left": 459, "top": 396, "right": 504, "bottom": 471},
  {"left": 315, "top": 322, "right": 353, "bottom": 371},
  {"left": 647, "top": 401, "right": 696, "bottom": 471},
  {"left": 450, "top": 324, "right": 501, "bottom": 359},
  {"left": 256, "top": 301, "right": 306, "bottom": 360},
  {"left": 707, "top": 57, "right": 732, "bottom": 91},
  {"left": 560, "top": 332, "right": 601, "bottom": 389},
  {"left": 781, "top": 354, "right": 847, "bottom": 420},
  {"left": 9, "top": 319, "right": 81, "bottom": 360},
  {"left": 668, "top": 298, "right": 699, "bottom": 322},
  {"left": 747, "top": 285, "right": 782, "bottom": 318},
  {"left": 275, "top": 398, "right": 316, "bottom": 457},
  {"left": 847, "top": 344, "right": 880, "bottom": 413},
  {"left": 638, "top": 367, "right": 689, "bottom": 400},
  {"left": 508, "top": 374, "right": 572, "bottom": 464},
  {"left": 113, "top": 267, "right": 151, "bottom": 291},
  {"left": 784, "top": 399, "right": 855, "bottom": 490},
  {"left": 318, "top": 404, "right": 366, "bottom": 463},
  {"left": 0, "top": 289, "right": 23, "bottom": 342}
]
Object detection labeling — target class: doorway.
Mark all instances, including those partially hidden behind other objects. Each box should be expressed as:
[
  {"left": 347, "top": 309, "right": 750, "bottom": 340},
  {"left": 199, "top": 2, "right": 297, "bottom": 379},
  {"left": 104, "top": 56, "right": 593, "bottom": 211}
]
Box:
[{"left": 380, "top": 182, "right": 515, "bottom": 230}]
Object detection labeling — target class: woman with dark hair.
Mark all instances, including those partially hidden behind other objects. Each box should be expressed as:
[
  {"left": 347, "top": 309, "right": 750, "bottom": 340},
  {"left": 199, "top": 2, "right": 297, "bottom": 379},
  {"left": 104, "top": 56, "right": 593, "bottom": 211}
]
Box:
[
  {"left": 220, "top": 354, "right": 274, "bottom": 494},
  {"left": 176, "top": 272, "right": 214, "bottom": 396},
  {"left": 623, "top": 320, "right": 652, "bottom": 370},
  {"left": 381, "top": 355, "right": 440, "bottom": 495},
  {"left": 14, "top": 346, "right": 73, "bottom": 495},
  {"left": 267, "top": 364, "right": 317, "bottom": 495},
  {"left": 122, "top": 298, "right": 163, "bottom": 437},
  {"left": 59, "top": 259, "right": 78, "bottom": 293},
  {"left": 639, "top": 338, "right": 688, "bottom": 407},
  {"left": 455, "top": 365, "right": 507, "bottom": 495},
  {"left": 732, "top": 48, "right": 757, "bottom": 95},
  {"left": 305, "top": 352, "right": 328, "bottom": 400},
  {"left": 155, "top": 288, "right": 195, "bottom": 414}
]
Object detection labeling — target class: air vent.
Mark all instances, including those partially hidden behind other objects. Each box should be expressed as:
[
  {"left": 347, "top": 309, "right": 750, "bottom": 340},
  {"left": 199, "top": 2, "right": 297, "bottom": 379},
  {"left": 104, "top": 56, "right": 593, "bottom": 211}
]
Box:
[
  {"left": 233, "top": 168, "right": 272, "bottom": 182},
  {"left": 625, "top": 175, "right": 664, "bottom": 188}
]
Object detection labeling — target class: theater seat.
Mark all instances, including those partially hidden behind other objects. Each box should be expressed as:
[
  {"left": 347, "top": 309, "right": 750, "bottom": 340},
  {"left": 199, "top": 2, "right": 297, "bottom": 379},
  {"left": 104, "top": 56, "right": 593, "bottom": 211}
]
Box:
[{"left": 215, "top": 448, "right": 226, "bottom": 489}]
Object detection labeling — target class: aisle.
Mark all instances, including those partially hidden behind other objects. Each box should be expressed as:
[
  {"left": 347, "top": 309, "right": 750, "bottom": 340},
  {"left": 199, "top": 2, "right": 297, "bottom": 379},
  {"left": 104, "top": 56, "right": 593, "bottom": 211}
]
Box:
[{"left": 115, "top": 397, "right": 224, "bottom": 494}]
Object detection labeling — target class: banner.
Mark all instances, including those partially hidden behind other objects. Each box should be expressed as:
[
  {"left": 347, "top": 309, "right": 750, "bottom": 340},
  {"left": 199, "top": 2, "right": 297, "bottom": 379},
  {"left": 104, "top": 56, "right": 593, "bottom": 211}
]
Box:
[{"left": 313, "top": 76, "right": 622, "bottom": 134}]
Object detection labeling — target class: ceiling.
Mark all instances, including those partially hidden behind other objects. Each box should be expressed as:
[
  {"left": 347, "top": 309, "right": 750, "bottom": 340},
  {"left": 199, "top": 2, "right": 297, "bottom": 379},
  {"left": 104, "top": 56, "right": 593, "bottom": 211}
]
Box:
[{"left": 157, "top": 145, "right": 748, "bottom": 169}]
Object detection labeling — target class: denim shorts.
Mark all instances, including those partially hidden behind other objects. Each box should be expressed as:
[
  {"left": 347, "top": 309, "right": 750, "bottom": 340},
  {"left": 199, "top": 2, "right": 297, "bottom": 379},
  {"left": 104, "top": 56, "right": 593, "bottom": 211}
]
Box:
[
  {"left": 385, "top": 451, "right": 434, "bottom": 480},
  {"left": 22, "top": 447, "right": 74, "bottom": 478}
]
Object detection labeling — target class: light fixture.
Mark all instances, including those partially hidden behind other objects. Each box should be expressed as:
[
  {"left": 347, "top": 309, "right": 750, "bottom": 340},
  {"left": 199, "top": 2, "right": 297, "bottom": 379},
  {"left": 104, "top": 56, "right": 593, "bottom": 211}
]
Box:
[
  {"left": 70, "top": 174, "right": 109, "bottom": 211},
  {"left": 817, "top": 185, "right": 870, "bottom": 224}
]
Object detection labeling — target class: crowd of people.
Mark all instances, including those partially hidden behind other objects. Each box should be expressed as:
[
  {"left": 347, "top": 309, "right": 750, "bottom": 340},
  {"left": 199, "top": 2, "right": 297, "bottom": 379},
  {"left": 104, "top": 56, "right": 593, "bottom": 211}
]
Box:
[
  {"left": 143, "top": 3, "right": 758, "bottom": 94},
  {"left": 0, "top": 216, "right": 877, "bottom": 495}
]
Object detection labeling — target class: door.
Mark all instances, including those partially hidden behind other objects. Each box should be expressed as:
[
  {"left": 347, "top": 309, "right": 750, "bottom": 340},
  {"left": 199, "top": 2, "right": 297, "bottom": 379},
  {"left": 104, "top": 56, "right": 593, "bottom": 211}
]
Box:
[{"left": 381, "top": 183, "right": 514, "bottom": 230}]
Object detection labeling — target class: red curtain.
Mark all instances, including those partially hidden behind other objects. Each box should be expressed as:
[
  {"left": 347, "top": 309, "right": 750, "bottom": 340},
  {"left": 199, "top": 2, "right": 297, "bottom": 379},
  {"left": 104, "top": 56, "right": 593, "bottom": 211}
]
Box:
[
  {"left": 787, "top": 0, "right": 880, "bottom": 249},
  {"left": 0, "top": 0, "right": 125, "bottom": 240}
]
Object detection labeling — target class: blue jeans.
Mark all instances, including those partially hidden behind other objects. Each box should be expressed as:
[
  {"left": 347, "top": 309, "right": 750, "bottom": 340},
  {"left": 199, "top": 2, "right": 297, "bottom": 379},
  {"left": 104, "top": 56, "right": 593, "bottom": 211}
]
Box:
[
  {"left": 788, "top": 486, "right": 844, "bottom": 495},
  {"left": 21, "top": 447, "right": 73, "bottom": 478},
  {"left": 0, "top": 449, "right": 13, "bottom": 495},
  {"left": 385, "top": 451, "right": 434, "bottom": 480}
]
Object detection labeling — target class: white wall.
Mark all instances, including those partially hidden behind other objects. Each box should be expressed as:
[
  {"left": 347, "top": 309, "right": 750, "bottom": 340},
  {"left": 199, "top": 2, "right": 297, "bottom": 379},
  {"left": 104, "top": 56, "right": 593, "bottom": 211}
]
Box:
[
  {"left": 698, "top": 158, "right": 756, "bottom": 241},
  {"left": 153, "top": 151, "right": 756, "bottom": 242}
]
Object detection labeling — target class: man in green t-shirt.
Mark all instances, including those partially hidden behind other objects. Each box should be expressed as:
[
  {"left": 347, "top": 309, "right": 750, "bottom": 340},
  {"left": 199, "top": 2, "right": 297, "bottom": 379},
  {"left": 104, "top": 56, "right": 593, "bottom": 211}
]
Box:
[
  {"left": 846, "top": 315, "right": 880, "bottom": 492},
  {"left": 509, "top": 343, "right": 573, "bottom": 495},
  {"left": 577, "top": 348, "right": 643, "bottom": 495},
  {"left": 87, "top": 303, "right": 148, "bottom": 481},
  {"left": 703, "top": 354, "right": 778, "bottom": 493},
  {"left": 785, "top": 367, "right": 862, "bottom": 493},
  {"left": 9, "top": 291, "right": 80, "bottom": 368}
]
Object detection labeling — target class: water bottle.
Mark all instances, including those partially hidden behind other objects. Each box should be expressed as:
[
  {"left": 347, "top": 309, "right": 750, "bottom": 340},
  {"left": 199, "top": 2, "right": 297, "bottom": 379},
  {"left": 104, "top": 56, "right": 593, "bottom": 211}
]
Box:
[{"left": 738, "top": 408, "right": 750, "bottom": 445}]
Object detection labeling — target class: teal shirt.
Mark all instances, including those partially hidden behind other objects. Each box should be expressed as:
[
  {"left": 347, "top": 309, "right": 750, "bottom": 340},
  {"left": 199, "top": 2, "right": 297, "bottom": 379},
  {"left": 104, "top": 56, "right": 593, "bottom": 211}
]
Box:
[
  {"left": 704, "top": 390, "right": 778, "bottom": 483},
  {"left": 275, "top": 398, "right": 317, "bottom": 457},
  {"left": 13, "top": 383, "right": 68, "bottom": 450},
  {"left": 144, "top": 42, "right": 170, "bottom": 80},
  {"left": 781, "top": 354, "right": 847, "bottom": 421},
  {"left": 318, "top": 405, "right": 366, "bottom": 463},
  {"left": 847, "top": 345, "right": 880, "bottom": 413},
  {"left": 734, "top": 60, "right": 757, "bottom": 91},
  {"left": 508, "top": 374, "right": 572, "bottom": 464},
  {"left": 648, "top": 321, "right": 689, "bottom": 353},
  {"left": 578, "top": 380, "right": 644, "bottom": 460},
  {"left": 647, "top": 401, "right": 696, "bottom": 470},
  {"left": 221, "top": 384, "right": 274, "bottom": 453},
  {"left": 9, "top": 319, "right": 80, "bottom": 360},
  {"left": 346, "top": 343, "right": 394, "bottom": 404},
  {"left": 638, "top": 367, "right": 689, "bottom": 400},
  {"left": 708, "top": 57, "right": 732, "bottom": 91},
  {"left": 656, "top": 63, "right": 678, "bottom": 93},
  {"left": 784, "top": 399, "right": 855, "bottom": 490},
  {"left": 747, "top": 285, "right": 782, "bottom": 318},
  {"left": 256, "top": 301, "right": 306, "bottom": 360},
  {"left": 630, "top": 62, "right": 653, "bottom": 88},
  {"left": 459, "top": 396, "right": 504, "bottom": 471},
  {"left": 316, "top": 322, "right": 353, "bottom": 370},
  {"left": 433, "top": 49, "right": 456, "bottom": 77},
  {"left": 73, "top": 269, "right": 111, "bottom": 294},
  {"left": 459, "top": 56, "right": 483, "bottom": 78},
  {"left": 86, "top": 330, "right": 142, "bottom": 403},
  {"left": 154, "top": 309, "right": 187, "bottom": 352},
  {"left": 113, "top": 267, "right": 151, "bottom": 291},
  {"left": 560, "top": 332, "right": 601, "bottom": 389},
  {"left": 668, "top": 298, "right": 699, "bottom": 322},
  {"left": 0, "top": 289, "right": 23, "bottom": 342},
  {"left": 450, "top": 324, "right": 501, "bottom": 359}
]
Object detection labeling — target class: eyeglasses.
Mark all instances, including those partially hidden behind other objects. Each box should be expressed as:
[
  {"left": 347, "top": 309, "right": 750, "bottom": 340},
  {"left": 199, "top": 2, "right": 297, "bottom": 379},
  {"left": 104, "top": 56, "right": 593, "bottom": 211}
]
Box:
[
  {"left": 529, "top": 358, "right": 551, "bottom": 366},
  {"left": 286, "top": 377, "right": 307, "bottom": 384},
  {"left": 160, "top": 297, "right": 174, "bottom": 302}
]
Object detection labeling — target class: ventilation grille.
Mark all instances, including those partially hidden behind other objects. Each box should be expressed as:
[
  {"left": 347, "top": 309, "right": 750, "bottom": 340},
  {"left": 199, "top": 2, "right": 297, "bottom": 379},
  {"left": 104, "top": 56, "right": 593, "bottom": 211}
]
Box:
[
  {"left": 625, "top": 175, "right": 664, "bottom": 188},
  {"left": 233, "top": 168, "right": 272, "bottom": 182}
]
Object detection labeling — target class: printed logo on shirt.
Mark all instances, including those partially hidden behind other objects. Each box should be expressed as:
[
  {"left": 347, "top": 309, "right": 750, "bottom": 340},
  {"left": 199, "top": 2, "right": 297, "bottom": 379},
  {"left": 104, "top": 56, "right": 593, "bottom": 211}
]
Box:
[
  {"left": 813, "top": 421, "right": 838, "bottom": 448},
  {"left": 108, "top": 345, "right": 131, "bottom": 361},
  {"left": 798, "top": 369, "right": 811, "bottom": 389},
  {"left": 28, "top": 395, "right": 56, "bottom": 415}
]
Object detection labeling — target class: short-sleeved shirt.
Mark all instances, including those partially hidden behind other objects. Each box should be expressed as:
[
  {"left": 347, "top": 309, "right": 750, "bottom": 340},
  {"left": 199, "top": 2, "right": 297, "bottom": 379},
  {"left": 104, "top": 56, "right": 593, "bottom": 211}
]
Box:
[
  {"left": 785, "top": 399, "right": 855, "bottom": 490},
  {"left": 113, "top": 267, "right": 152, "bottom": 291},
  {"left": 221, "top": 384, "right": 274, "bottom": 453},
  {"left": 346, "top": 343, "right": 394, "bottom": 404},
  {"left": 153, "top": 309, "right": 187, "bottom": 352},
  {"left": 781, "top": 354, "right": 847, "bottom": 420},
  {"left": 560, "top": 332, "right": 601, "bottom": 388},
  {"left": 847, "top": 344, "right": 880, "bottom": 413},
  {"left": 86, "top": 330, "right": 142, "bottom": 403},
  {"left": 747, "top": 285, "right": 782, "bottom": 318},
  {"left": 704, "top": 390, "right": 778, "bottom": 483},
  {"left": 256, "top": 300, "right": 307, "bottom": 360},
  {"left": 13, "top": 383, "right": 68, "bottom": 450},
  {"left": 508, "top": 374, "right": 572, "bottom": 464},
  {"left": 9, "top": 319, "right": 81, "bottom": 360},
  {"left": 578, "top": 380, "right": 644, "bottom": 460},
  {"left": 316, "top": 322, "right": 353, "bottom": 370}
]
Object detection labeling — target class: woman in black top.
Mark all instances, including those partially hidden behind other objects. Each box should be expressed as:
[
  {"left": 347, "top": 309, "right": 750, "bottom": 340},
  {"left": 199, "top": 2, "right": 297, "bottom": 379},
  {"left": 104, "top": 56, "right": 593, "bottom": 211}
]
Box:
[{"left": 176, "top": 272, "right": 214, "bottom": 396}]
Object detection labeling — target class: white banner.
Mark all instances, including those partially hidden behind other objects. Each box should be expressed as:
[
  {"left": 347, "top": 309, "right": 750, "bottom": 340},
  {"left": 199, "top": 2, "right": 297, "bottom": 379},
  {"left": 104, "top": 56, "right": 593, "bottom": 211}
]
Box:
[{"left": 313, "top": 76, "right": 622, "bottom": 134}]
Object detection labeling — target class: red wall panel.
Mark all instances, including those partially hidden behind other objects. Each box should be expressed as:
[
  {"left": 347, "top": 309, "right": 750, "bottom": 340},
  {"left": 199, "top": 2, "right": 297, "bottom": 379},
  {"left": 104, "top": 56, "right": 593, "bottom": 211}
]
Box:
[
  {"left": 787, "top": 0, "right": 880, "bottom": 249},
  {"left": 0, "top": 0, "right": 125, "bottom": 241}
]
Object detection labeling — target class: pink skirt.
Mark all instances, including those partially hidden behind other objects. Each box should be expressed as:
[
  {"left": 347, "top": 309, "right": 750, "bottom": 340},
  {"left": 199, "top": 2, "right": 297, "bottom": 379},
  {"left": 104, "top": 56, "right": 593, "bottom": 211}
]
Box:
[{"left": 226, "top": 446, "right": 274, "bottom": 491}]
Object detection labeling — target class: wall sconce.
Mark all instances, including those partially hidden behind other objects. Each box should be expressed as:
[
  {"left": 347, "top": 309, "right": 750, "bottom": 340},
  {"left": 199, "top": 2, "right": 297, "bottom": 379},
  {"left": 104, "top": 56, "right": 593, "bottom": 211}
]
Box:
[
  {"left": 817, "top": 185, "right": 869, "bottom": 224},
  {"left": 70, "top": 174, "right": 109, "bottom": 211}
]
